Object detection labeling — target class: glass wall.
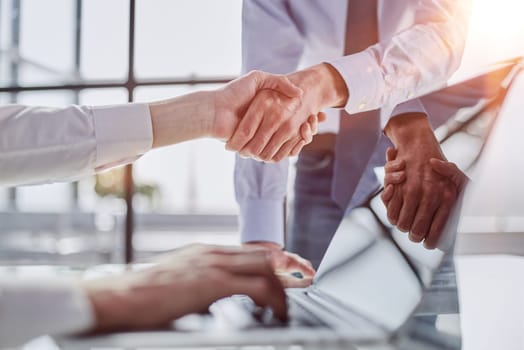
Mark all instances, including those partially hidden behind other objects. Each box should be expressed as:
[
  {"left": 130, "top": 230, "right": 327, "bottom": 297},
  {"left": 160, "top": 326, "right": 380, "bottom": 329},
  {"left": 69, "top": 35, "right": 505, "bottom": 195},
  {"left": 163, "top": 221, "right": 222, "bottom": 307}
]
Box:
[{"left": 0, "top": 0, "right": 242, "bottom": 264}]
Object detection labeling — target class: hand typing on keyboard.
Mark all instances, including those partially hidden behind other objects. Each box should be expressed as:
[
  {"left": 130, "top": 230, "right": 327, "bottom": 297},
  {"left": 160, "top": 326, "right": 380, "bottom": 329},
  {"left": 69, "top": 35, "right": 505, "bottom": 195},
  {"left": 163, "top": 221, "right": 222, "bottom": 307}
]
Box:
[
  {"left": 84, "top": 244, "right": 288, "bottom": 333},
  {"left": 210, "top": 295, "right": 286, "bottom": 329}
]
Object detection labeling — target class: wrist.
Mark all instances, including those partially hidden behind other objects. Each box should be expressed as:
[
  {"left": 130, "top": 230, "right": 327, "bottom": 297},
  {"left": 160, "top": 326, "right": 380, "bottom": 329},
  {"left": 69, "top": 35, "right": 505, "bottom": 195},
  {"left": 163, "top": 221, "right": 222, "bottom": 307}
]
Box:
[
  {"left": 385, "top": 112, "right": 445, "bottom": 161},
  {"left": 384, "top": 113, "right": 434, "bottom": 148},
  {"left": 288, "top": 63, "right": 348, "bottom": 109},
  {"left": 210, "top": 88, "right": 234, "bottom": 140},
  {"left": 149, "top": 91, "right": 215, "bottom": 148},
  {"left": 83, "top": 280, "right": 133, "bottom": 332}
]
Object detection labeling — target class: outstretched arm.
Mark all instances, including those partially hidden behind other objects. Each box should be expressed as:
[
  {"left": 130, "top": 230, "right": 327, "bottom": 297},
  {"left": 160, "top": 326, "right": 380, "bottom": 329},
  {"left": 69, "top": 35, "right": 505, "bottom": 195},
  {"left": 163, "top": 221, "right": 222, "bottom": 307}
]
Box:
[{"left": 0, "top": 71, "right": 305, "bottom": 187}]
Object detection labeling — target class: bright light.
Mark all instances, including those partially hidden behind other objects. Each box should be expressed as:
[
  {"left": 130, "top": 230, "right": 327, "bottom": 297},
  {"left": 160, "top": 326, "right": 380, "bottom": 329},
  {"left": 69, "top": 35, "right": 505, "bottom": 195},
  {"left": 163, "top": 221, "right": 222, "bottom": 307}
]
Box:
[{"left": 456, "top": 0, "right": 524, "bottom": 77}]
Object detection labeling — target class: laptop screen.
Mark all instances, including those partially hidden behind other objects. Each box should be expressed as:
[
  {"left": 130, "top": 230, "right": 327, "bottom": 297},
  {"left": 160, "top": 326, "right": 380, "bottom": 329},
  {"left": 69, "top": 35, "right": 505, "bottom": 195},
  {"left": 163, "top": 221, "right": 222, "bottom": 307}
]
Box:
[{"left": 311, "top": 59, "right": 523, "bottom": 332}]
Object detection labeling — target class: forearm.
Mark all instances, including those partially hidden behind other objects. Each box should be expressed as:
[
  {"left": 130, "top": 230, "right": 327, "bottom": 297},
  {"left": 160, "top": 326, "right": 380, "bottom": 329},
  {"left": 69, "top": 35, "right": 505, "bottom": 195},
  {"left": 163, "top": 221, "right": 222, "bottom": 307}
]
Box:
[{"left": 149, "top": 90, "right": 215, "bottom": 148}]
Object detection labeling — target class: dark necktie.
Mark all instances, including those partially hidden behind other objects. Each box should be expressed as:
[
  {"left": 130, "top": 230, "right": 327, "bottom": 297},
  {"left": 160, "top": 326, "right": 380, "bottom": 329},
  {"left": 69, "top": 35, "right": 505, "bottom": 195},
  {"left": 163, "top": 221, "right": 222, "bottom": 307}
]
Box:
[{"left": 331, "top": 0, "right": 381, "bottom": 209}]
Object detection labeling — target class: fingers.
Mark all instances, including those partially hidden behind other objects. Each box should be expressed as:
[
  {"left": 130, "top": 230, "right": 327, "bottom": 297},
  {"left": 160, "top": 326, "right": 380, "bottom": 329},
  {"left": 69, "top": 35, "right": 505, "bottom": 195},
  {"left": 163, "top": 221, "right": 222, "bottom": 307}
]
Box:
[
  {"left": 237, "top": 98, "right": 302, "bottom": 158},
  {"left": 424, "top": 203, "right": 453, "bottom": 249},
  {"left": 397, "top": 194, "right": 419, "bottom": 233},
  {"left": 252, "top": 70, "right": 302, "bottom": 99},
  {"left": 226, "top": 97, "right": 267, "bottom": 153},
  {"left": 386, "top": 190, "right": 403, "bottom": 226},
  {"left": 240, "top": 243, "right": 316, "bottom": 278},
  {"left": 276, "top": 273, "right": 313, "bottom": 288},
  {"left": 212, "top": 250, "right": 274, "bottom": 275},
  {"left": 272, "top": 137, "right": 301, "bottom": 163},
  {"left": 384, "top": 171, "right": 406, "bottom": 186},
  {"left": 259, "top": 121, "right": 301, "bottom": 161},
  {"left": 205, "top": 250, "right": 288, "bottom": 320},
  {"left": 430, "top": 158, "right": 467, "bottom": 190},
  {"left": 221, "top": 271, "right": 288, "bottom": 321},
  {"left": 381, "top": 184, "right": 395, "bottom": 206},
  {"left": 386, "top": 147, "right": 398, "bottom": 162},
  {"left": 300, "top": 119, "right": 314, "bottom": 144},
  {"left": 290, "top": 140, "right": 306, "bottom": 157},
  {"left": 308, "top": 112, "right": 327, "bottom": 136},
  {"left": 409, "top": 195, "right": 439, "bottom": 243},
  {"left": 384, "top": 159, "right": 406, "bottom": 174},
  {"left": 266, "top": 250, "right": 316, "bottom": 278},
  {"left": 273, "top": 113, "right": 322, "bottom": 161},
  {"left": 317, "top": 111, "right": 327, "bottom": 123}
]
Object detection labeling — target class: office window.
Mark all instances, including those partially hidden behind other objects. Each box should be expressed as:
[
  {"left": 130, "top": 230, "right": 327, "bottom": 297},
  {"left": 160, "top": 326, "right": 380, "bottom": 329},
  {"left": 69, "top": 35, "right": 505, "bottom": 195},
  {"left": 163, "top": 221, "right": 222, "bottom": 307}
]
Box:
[
  {"left": 135, "top": 0, "right": 242, "bottom": 78},
  {"left": 0, "top": 0, "right": 242, "bottom": 264},
  {"left": 133, "top": 85, "right": 237, "bottom": 214},
  {"left": 80, "top": 0, "right": 129, "bottom": 80}
]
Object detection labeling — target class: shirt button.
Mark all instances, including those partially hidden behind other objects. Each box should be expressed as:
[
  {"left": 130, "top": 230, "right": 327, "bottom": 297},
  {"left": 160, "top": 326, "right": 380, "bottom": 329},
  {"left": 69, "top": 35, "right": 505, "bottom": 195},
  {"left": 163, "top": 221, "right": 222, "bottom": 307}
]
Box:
[{"left": 358, "top": 103, "right": 366, "bottom": 110}]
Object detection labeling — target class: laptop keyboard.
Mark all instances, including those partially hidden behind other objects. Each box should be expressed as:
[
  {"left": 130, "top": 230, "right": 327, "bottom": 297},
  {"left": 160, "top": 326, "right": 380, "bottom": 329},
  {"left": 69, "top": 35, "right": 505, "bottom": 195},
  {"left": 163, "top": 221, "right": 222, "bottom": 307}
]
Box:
[{"left": 210, "top": 294, "right": 325, "bottom": 329}]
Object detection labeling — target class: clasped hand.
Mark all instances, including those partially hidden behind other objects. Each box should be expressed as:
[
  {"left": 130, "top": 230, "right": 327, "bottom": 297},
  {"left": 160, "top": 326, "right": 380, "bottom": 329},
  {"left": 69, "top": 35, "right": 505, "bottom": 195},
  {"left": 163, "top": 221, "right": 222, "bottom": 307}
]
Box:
[
  {"left": 214, "top": 65, "right": 344, "bottom": 162},
  {"left": 382, "top": 114, "right": 469, "bottom": 249}
]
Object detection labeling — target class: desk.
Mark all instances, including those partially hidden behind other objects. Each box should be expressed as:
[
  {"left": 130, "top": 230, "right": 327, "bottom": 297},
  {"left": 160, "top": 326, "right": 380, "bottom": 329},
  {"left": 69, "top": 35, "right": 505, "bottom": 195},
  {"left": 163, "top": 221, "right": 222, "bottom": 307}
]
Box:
[
  {"left": 9, "top": 254, "right": 524, "bottom": 350},
  {"left": 456, "top": 255, "right": 524, "bottom": 350}
]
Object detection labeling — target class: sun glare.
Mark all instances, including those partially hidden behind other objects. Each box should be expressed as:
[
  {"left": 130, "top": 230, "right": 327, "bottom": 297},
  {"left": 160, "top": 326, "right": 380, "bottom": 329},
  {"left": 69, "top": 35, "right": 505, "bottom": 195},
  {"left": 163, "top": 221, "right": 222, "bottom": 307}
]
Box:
[{"left": 459, "top": 0, "right": 524, "bottom": 74}]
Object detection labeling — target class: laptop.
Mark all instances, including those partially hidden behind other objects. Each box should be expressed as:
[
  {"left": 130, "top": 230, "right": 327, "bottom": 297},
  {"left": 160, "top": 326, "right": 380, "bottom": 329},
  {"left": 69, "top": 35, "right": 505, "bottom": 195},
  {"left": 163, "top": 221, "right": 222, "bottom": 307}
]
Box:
[{"left": 57, "top": 59, "right": 523, "bottom": 349}]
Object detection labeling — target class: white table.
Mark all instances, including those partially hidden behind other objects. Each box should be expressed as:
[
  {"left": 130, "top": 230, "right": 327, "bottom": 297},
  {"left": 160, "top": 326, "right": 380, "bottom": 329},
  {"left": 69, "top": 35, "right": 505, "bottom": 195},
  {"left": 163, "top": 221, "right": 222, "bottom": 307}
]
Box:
[
  {"left": 11, "top": 254, "right": 524, "bottom": 349},
  {"left": 456, "top": 255, "right": 524, "bottom": 350}
]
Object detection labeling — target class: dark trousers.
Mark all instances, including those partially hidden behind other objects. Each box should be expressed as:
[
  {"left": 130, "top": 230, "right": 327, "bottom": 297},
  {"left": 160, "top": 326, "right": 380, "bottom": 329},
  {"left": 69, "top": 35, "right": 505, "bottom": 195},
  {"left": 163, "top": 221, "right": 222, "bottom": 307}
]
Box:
[{"left": 287, "top": 149, "right": 345, "bottom": 269}]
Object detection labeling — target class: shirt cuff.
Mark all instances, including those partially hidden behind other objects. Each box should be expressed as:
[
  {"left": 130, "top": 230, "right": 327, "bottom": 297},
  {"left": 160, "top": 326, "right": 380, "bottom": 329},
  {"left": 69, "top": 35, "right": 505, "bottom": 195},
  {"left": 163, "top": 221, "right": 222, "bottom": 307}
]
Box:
[
  {"left": 0, "top": 279, "right": 95, "bottom": 347},
  {"left": 239, "top": 198, "right": 285, "bottom": 247},
  {"left": 326, "top": 50, "right": 384, "bottom": 115},
  {"left": 91, "top": 103, "right": 153, "bottom": 168},
  {"left": 382, "top": 99, "right": 427, "bottom": 129}
]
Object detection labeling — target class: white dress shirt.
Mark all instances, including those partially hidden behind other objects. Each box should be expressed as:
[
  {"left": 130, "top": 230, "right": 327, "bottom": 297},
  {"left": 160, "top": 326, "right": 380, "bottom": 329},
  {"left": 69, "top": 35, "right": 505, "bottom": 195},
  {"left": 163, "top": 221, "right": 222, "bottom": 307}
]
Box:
[
  {"left": 236, "top": 0, "right": 471, "bottom": 245},
  {"left": 0, "top": 103, "right": 153, "bottom": 347}
]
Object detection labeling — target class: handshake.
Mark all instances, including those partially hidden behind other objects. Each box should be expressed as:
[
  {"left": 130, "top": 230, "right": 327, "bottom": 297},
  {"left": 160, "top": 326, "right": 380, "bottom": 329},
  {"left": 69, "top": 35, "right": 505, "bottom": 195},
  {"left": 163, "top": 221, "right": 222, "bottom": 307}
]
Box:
[{"left": 211, "top": 65, "right": 348, "bottom": 161}]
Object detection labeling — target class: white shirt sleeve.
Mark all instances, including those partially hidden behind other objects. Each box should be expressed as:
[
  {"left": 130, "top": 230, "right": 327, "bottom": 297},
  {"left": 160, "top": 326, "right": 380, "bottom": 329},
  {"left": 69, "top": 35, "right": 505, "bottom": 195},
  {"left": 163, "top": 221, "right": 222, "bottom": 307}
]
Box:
[
  {"left": 0, "top": 278, "right": 94, "bottom": 347},
  {"left": 327, "top": 0, "right": 471, "bottom": 128},
  {"left": 236, "top": 0, "right": 305, "bottom": 245},
  {"left": 0, "top": 103, "right": 153, "bottom": 187},
  {"left": 235, "top": 156, "right": 289, "bottom": 246}
]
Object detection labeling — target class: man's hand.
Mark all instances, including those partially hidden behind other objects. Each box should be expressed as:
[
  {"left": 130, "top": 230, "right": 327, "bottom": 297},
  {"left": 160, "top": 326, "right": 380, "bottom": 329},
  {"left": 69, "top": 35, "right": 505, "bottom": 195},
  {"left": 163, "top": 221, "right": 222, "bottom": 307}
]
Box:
[
  {"left": 383, "top": 113, "right": 463, "bottom": 249},
  {"left": 84, "top": 244, "right": 287, "bottom": 333},
  {"left": 243, "top": 241, "right": 316, "bottom": 288},
  {"left": 382, "top": 149, "right": 468, "bottom": 248},
  {"left": 226, "top": 64, "right": 348, "bottom": 162},
  {"left": 213, "top": 70, "right": 322, "bottom": 151},
  {"left": 429, "top": 158, "right": 468, "bottom": 193}
]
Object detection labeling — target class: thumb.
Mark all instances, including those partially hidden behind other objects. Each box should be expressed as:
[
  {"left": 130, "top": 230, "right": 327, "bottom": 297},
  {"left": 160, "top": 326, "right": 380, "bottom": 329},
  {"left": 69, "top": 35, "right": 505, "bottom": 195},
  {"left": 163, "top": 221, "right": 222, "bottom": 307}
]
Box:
[
  {"left": 255, "top": 72, "right": 303, "bottom": 98},
  {"left": 386, "top": 147, "right": 397, "bottom": 162}
]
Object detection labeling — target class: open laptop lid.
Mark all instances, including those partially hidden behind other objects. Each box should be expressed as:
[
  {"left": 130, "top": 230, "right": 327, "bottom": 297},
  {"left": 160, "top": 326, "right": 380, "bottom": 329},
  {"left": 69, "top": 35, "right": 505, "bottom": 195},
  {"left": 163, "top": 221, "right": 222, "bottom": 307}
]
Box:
[{"left": 310, "top": 58, "right": 524, "bottom": 332}]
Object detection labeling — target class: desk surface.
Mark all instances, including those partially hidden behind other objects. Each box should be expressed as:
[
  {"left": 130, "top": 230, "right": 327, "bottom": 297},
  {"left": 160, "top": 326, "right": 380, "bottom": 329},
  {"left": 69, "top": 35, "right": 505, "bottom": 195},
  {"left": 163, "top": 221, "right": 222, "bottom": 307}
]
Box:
[
  {"left": 456, "top": 255, "right": 524, "bottom": 350},
  {"left": 5, "top": 254, "right": 524, "bottom": 350}
]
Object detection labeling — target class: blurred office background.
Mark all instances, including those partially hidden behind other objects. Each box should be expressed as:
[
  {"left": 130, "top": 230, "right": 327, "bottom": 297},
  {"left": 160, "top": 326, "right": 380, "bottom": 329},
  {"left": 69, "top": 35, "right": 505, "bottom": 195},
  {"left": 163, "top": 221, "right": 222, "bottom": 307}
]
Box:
[{"left": 0, "top": 0, "right": 523, "bottom": 266}]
